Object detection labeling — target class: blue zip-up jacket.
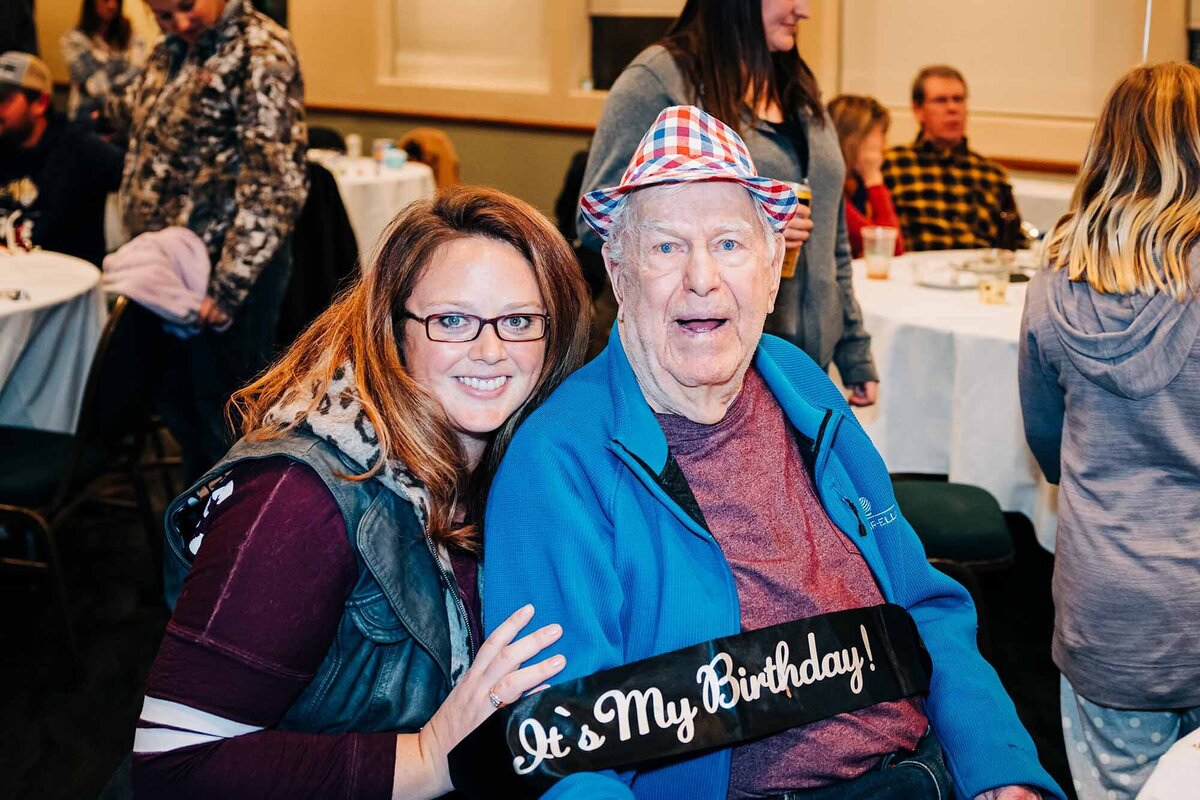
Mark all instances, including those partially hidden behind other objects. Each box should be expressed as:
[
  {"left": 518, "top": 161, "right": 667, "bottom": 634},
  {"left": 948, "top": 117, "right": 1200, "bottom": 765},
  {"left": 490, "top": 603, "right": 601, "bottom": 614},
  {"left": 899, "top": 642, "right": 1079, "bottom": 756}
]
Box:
[{"left": 483, "top": 329, "right": 1063, "bottom": 800}]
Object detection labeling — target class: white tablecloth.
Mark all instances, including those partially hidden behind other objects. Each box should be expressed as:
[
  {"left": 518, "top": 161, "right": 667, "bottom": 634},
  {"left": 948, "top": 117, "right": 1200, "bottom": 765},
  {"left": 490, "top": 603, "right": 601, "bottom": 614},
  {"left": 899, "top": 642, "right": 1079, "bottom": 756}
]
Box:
[
  {"left": 314, "top": 156, "right": 437, "bottom": 260},
  {"left": 847, "top": 249, "right": 1059, "bottom": 550},
  {"left": 1010, "top": 175, "right": 1075, "bottom": 234},
  {"left": 0, "top": 252, "right": 107, "bottom": 433}
]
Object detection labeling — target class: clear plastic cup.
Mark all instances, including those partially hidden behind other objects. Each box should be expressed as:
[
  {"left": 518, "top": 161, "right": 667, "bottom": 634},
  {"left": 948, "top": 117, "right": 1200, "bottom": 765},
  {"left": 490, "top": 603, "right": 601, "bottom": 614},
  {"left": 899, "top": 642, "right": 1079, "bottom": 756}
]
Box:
[
  {"left": 862, "top": 226, "right": 898, "bottom": 279},
  {"left": 977, "top": 267, "right": 1010, "bottom": 304}
]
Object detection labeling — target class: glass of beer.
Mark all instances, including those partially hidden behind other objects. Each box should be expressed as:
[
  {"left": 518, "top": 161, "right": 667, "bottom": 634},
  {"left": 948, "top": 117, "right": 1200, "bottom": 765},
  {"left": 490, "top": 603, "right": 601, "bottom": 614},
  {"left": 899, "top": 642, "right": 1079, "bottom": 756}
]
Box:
[{"left": 781, "top": 179, "right": 811, "bottom": 279}]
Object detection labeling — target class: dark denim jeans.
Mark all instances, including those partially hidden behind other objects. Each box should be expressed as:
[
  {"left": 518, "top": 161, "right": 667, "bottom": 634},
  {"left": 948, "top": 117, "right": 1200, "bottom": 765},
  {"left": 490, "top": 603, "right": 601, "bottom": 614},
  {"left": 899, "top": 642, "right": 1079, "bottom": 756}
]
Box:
[{"left": 770, "top": 731, "right": 953, "bottom": 800}]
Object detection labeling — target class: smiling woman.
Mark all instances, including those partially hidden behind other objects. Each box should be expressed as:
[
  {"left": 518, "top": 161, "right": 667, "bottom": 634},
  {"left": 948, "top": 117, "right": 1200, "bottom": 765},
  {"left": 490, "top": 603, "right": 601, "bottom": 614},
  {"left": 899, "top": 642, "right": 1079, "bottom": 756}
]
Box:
[
  {"left": 401, "top": 235, "right": 551, "bottom": 469},
  {"left": 130, "top": 187, "right": 593, "bottom": 798}
]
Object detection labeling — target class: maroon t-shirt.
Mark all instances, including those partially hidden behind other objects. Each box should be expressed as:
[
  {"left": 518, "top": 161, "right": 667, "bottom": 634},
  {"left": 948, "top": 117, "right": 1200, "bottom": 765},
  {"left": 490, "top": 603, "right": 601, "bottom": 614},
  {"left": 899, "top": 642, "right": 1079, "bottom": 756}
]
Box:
[{"left": 657, "top": 370, "right": 927, "bottom": 798}]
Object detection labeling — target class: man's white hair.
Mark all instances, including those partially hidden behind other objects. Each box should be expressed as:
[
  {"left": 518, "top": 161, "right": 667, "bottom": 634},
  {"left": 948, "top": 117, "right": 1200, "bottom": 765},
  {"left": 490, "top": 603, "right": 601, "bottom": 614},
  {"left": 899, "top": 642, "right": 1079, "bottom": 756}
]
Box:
[{"left": 605, "top": 182, "right": 781, "bottom": 266}]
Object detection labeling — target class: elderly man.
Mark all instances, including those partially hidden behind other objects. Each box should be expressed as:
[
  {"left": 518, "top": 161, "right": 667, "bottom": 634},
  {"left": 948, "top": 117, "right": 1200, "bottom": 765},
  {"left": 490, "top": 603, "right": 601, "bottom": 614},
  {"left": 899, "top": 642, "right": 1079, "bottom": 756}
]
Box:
[
  {"left": 882, "top": 65, "right": 1021, "bottom": 251},
  {"left": 482, "top": 107, "right": 1061, "bottom": 800}
]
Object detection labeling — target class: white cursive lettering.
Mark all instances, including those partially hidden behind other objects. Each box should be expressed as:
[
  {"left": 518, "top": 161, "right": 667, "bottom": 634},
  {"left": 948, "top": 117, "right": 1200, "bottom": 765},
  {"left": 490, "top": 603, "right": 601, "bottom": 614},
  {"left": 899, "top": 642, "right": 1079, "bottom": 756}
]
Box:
[{"left": 593, "top": 687, "right": 699, "bottom": 744}]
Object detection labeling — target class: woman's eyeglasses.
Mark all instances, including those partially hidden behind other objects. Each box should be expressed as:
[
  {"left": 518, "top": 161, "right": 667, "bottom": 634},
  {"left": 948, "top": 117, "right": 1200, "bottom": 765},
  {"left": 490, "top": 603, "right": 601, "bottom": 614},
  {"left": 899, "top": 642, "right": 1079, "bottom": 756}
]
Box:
[{"left": 403, "top": 311, "right": 549, "bottom": 343}]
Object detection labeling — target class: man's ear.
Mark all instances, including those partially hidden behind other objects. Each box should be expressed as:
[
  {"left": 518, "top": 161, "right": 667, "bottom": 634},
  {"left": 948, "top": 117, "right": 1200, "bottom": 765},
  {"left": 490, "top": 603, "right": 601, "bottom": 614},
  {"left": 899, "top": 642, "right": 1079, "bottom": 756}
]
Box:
[
  {"left": 765, "top": 232, "right": 784, "bottom": 313},
  {"left": 602, "top": 242, "right": 625, "bottom": 306},
  {"left": 912, "top": 102, "right": 926, "bottom": 130},
  {"left": 32, "top": 93, "right": 51, "bottom": 118}
]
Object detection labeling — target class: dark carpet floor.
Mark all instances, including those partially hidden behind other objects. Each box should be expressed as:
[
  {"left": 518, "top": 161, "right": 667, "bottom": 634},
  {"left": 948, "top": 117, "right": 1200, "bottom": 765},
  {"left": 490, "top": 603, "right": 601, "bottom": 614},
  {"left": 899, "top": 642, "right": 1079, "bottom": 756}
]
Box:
[{"left": 0, "top": 481, "right": 1074, "bottom": 799}]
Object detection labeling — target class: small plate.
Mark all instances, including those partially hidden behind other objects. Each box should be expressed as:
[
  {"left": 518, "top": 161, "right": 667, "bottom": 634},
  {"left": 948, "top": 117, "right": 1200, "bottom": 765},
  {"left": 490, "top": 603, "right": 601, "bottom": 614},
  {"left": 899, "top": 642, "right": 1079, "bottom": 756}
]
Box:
[
  {"left": 949, "top": 250, "right": 1039, "bottom": 273},
  {"left": 915, "top": 263, "right": 982, "bottom": 290}
]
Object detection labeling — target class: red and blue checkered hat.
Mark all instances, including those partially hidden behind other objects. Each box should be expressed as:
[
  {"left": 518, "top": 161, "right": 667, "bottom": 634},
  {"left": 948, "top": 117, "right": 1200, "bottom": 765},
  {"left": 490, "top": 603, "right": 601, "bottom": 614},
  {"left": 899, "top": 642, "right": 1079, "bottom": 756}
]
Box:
[{"left": 580, "top": 105, "right": 798, "bottom": 241}]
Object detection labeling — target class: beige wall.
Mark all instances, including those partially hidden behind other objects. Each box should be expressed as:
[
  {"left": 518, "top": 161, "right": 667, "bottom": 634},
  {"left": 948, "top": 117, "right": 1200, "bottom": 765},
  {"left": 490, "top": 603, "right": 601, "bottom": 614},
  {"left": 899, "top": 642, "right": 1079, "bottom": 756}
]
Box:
[
  {"left": 37, "top": 0, "right": 161, "bottom": 81},
  {"left": 294, "top": 0, "right": 604, "bottom": 127},
  {"left": 34, "top": 0, "right": 1189, "bottom": 216},
  {"left": 834, "top": 0, "right": 1187, "bottom": 165},
  {"left": 291, "top": 0, "right": 1186, "bottom": 166}
]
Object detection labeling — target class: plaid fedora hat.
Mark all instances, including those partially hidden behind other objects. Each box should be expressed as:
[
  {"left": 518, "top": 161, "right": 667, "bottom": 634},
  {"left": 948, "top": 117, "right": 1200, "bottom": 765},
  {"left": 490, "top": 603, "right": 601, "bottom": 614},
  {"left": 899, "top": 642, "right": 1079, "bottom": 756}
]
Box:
[{"left": 580, "top": 105, "right": 798, "bottom": 241}]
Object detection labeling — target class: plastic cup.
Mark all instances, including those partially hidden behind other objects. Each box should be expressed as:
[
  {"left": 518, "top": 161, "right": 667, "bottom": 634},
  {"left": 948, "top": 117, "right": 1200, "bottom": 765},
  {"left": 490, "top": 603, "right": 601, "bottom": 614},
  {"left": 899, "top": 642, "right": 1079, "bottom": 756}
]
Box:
[
  {"left": 977, "top": 268, "right": 1009, "bottom": 304},
  {"left": 781, "top": 247, "right": 801, "bottom": 279},
  {"left": 383, "top": 146, "right": 407, "bottom": 170},
  {"left": 781, "top": 180, "right": 812, "bottom": 279},
  {"left": 372, "top": 137, "right": 395, "bottom": 163},
  {"left": 862, "top": 226, "right": 898, "bottom": 279},
  {"left": 345, "top": 133, "right": 362, "bottom": 159}
]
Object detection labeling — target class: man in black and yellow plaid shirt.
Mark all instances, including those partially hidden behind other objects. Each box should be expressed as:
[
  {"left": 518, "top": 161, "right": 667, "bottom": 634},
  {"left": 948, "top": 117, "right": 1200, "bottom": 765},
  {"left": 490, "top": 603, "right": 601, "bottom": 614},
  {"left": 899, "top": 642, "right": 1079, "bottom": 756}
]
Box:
[{"left": 882, "top": 65, "right": 1020, "bottom": 251}]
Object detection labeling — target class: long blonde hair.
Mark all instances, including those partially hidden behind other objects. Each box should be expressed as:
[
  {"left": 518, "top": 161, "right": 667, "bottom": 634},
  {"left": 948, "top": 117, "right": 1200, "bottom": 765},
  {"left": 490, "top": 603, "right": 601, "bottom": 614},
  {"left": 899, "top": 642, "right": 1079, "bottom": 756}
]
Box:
[
  {"left": 1046, "top": 62, "right": 1200, "bottom": 300},
  {"left": 231, "top": 187, "right": 592, "bottom": 550}
]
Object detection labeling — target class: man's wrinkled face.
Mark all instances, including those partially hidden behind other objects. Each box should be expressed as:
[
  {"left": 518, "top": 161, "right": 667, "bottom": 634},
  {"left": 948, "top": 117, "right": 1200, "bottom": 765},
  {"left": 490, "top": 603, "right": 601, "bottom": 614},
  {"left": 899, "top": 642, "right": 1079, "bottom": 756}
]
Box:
[
  {"left": 914, "top": 76, "right": 967, "bottom": 147},
  {"left": 604, "top": 181, "right": 783, "bottom": 421}
]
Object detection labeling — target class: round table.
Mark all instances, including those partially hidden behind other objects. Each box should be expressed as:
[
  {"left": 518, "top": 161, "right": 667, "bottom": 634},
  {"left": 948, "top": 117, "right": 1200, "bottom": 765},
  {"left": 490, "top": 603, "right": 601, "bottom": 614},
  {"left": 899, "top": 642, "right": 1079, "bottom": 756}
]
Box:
[
  {"left": 0, "top": 251, "right": 107, "bottom": 433},
  {"left": 846, "top": 249, "right": 1058, "bottom": 550},
  {"left": 311, "top": 155, "right": 437, "bottom": 260}
]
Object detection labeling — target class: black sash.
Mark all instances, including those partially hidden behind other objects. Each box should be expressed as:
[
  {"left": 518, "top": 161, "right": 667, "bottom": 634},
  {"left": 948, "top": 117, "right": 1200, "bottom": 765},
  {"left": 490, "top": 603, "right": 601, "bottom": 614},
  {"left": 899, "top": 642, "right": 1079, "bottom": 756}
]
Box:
[{"left": 449, "top": 603, "right": 931, "bottom": 797}]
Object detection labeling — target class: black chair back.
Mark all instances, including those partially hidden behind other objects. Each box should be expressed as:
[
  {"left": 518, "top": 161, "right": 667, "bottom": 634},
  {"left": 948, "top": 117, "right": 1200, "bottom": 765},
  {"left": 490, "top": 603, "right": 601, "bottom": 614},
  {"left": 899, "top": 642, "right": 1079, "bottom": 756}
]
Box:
[
  {"left": 277, "top": 161, "right": 361, "bottom": 348},
  {"left": 0, "top": 503, "right": 79, "bottom": 673},
  {"left": 54, "top": 297, "right": 166, "bottom": 506},
  {"left": 308, "top": 126, "right": 347, "bottom": 153}
]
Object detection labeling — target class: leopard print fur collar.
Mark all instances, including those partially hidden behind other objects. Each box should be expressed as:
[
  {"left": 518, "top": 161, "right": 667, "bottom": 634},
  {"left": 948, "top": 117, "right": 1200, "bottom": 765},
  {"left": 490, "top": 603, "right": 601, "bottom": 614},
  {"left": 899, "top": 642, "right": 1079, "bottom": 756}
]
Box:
[{"left": 262, "top": 361, "right": 432, "bottom": 529}]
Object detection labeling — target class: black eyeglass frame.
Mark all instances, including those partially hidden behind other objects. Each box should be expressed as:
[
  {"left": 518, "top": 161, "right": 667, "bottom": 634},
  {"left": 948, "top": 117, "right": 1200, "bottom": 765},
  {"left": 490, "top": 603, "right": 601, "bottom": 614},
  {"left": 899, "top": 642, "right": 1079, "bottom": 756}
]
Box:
[{"left": 402, "top": 311, "right": 550, "bottom": 343}]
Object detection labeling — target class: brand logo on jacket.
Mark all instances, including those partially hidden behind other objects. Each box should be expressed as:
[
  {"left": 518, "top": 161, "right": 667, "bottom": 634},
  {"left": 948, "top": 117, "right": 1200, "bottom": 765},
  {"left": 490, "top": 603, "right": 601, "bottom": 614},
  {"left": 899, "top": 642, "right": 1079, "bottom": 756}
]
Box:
[{"left": 860, "top": 497, "right": 899, "bottom": 530}]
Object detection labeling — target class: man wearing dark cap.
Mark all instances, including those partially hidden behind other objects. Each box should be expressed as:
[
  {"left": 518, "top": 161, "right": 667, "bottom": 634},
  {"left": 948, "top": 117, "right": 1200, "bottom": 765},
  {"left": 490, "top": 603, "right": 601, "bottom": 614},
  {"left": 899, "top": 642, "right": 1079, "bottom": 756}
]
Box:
[{"left": 0, "top": 51, "right": 123, "bottom": 265}]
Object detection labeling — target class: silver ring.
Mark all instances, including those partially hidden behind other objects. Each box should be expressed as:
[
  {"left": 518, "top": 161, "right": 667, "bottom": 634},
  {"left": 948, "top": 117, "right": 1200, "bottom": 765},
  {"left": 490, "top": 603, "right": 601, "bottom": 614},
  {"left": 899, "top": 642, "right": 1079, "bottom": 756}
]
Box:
[{"left": 488, "top": 688, "right": 505, "bottom": 709}]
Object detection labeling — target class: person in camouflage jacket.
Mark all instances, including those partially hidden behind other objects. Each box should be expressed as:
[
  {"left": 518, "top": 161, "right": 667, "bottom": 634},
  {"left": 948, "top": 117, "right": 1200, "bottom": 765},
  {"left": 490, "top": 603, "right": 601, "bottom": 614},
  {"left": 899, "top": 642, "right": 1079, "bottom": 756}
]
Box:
[
  {"left": 106, "top": 0, "right": 308, "bottom": 482},
  {"left": 109, "top": 0, "right": 306, "bottom": 318}
]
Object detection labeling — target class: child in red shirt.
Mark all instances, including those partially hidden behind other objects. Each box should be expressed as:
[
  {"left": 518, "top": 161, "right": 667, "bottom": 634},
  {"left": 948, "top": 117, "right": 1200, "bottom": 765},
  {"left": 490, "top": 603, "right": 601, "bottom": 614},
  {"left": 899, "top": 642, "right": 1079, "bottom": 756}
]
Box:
[{"left": 829, "top": 95, "right": 905, "bottom": 258}]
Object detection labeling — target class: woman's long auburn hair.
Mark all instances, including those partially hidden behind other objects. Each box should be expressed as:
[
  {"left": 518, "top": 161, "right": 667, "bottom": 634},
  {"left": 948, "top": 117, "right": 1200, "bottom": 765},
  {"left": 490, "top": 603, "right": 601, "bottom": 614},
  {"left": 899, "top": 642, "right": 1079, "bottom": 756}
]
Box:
[
  {"left": 79, "top": 0, "right": 133, "bottom": 50},
  {"left": 660, "top": 0, "right": 824, "bottom": 137},
  {"left": 231, "top": 187, "right": 592, "bottom": 551},
  {"left": 827, "top": 94, "right": 890, "bottom": 182},
  {"left": 1046, "top": 62, "right": 1200, "bottom": 300}
]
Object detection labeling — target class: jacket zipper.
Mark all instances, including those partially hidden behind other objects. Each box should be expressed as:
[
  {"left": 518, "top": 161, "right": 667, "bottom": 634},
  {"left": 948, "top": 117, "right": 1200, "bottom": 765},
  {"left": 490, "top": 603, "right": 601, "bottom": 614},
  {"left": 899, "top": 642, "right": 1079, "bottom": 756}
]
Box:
[
  {"left": 843, "top": 496, "right": 869, "bottom": 536},
  {"left": 811, "top": 410, "right": 869, "bottom": 538},
  {"left": 424, "top": 528, "right": 475, "bottom": 664},
  {"left": 614, "top": 443, "right": 742, "bottom": 630}
]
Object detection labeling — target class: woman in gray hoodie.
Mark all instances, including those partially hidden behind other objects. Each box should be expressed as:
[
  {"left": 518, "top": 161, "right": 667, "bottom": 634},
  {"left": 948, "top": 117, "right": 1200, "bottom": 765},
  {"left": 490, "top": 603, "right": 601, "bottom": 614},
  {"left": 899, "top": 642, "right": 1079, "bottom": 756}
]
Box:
[{"left": 1019, "top": 62, "right": 1200, "bottom": 800}]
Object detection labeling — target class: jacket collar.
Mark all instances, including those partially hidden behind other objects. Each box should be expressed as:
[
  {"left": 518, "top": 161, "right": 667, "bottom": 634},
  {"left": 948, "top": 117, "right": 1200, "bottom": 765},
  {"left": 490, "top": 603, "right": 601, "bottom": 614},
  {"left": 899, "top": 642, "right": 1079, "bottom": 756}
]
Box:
[
  {"left": 752, "top": 337, "right": 837, "bottom": 444},
  {"left": 605, "top": 324, "right": 670, "bottom": 472},
  {"left": 605, "top": 326, "right": 834, "bottom": 472}
]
